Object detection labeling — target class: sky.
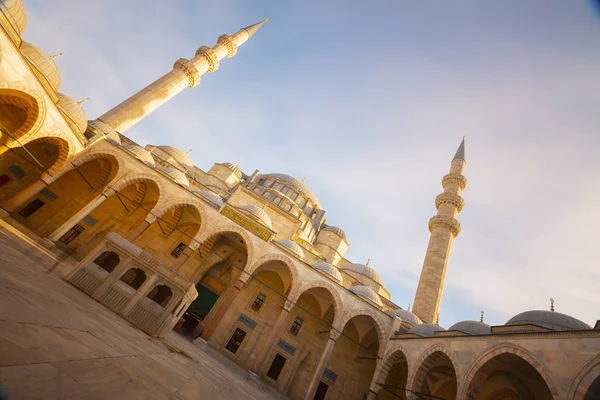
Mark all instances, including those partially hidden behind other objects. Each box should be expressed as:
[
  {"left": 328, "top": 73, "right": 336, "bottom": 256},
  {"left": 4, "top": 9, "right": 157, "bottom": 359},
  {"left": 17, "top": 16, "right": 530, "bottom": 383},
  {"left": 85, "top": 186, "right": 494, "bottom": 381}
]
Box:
[{"left": 22, "top": 1, "right": 600, "bottom": 328}]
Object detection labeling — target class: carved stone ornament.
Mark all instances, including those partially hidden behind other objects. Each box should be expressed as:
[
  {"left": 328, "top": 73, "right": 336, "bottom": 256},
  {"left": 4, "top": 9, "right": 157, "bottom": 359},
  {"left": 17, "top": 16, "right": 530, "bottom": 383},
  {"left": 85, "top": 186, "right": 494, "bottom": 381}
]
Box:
[
  {"left": 173, "top": 58, "right": 200, "bottom": 88},
  {"left": 217, "top": 34, "right": 237, "bottom": 58},
  {"left": 442, "top": 173, "right": 467, "bottom": 190},
  {"left": 428, "top": 215, "right": 461, "bottom": 237},
  {"left": 195, "top": 46, "right": 220, "bottom": 73},
  {"left": 435, "top": 192, "right": 464, "bottom": 212}
]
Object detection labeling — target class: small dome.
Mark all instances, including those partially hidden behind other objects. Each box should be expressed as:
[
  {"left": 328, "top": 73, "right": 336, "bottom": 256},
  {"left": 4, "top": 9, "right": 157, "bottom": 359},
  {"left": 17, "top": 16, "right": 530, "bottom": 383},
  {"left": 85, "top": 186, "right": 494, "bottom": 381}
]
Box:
[
  {"left": 321, "top": 225, "right": 346, "bottom": 239},
  {"left": 156, "top": 146, "right": 194, "bottom": 171},
  {"left": 449, "top": 320, "right": 491, "bottom": 335},
  {"left": 86, "top": 120, "right": 121, "bottom": 144},
  {"left": 312, "top": 261, "right": 343, "bottom": 284},
  {"left": 1, "top": 0, "right": 26, "bottom": 35},
  {"left": 278, "top": 239, "right": 305, "bottom": 259},
  {"left": 408, "top": 323, "right": 446, "bottom": 337},
  {"left": 340, "top": 263, "right": 383, "bottom": 286},
  {"left": 387, "top": 309, "right": 423, "bottom": 327},
  {"left": 122, "top": 144, "right": 155, "bottom": 167},
  {"left": 506, "top": 310, "right": 591, "bottom": 331},
  {"left": 20, "top": 42, "right": 61, "bottom": 91},
  {"left": 263, "top": 173, "right": 321, "bottom": 209},
  {"left": 195, "top": 190, "right": 223, "bottom": 207},
  {"left": 239, "top": 205, "right": 272, "bottom": 229},
  {"left": 219, "top": 162, "right": 242, "bottom": 178},
  {"left": 159, "top": 167, "right": 190, "bottom": 189},
  {"left": 349, "top": 285, "right": 383, "bottom": 307},
  {"left": 56, "top": 93, "right": 87, "bottom": 135}
]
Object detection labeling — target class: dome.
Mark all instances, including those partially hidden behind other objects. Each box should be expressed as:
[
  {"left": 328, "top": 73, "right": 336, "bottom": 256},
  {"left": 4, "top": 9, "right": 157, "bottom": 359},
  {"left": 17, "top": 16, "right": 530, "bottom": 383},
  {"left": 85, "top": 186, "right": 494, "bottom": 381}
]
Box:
[
  {"left": 340, "top": 263, "right": 383, "bottom": 286},
  {"left": 408, "top": 323, "right": 446, "bottom": 337},
  {"left": 349, "top": 285, "right": 383, "bottom": 307},
  {"left": 1, "top": 0, "right": 26, "bottom": 35},
  {"left": 156, "top": 146, "right": 194, "bottom": 170},
  {"left": 56, "top": 93, "right": 87, "bottom": 135},
  {"left": 195, "top": 190, "right": 223, "bottom": 207},
  {"left": 263, "top": 173, "right": 321, "bottom": 209},
  {"left": 312, "top": 261, "right": 343, "bottom": 284},
  {"left": 449, "top": 320, "right": 491, "bottom": 335},
  {"left": 278, "top": 239, "right": 305, "bottom": 259},
  {"left": 219, "top": 162, "right": 242, "bottom": 178},
  {"left": 506, "top": 310, "right": 591, "bottom": 331},
  {"left": 322, "top": 225, "right": 346, "bottom": 240},
  {"left": 159, "top": 167, "right": 190, "bottom": 189},
  {"left": 388, "top": 308, "right": 423, "bottom": 327},
  {"left": 86, "top": 120, "right": 121, "bottom": 144},
  {"left": 122, "top": 144, "right": 155, "bottom": 167},
  {"left": 20, "top": 42, "right": 61, "bottom": 91},
  {"left": 239, "top": 205, "right": 272, "bottom": 229}
]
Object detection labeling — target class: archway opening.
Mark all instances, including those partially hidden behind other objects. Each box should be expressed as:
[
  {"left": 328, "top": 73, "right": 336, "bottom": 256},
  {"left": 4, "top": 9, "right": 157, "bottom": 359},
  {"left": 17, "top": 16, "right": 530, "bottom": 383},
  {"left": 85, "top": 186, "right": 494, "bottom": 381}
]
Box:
[
  {"left": 57, "top": 179, "right": 161, "bottom": 257},
  {"left": 0, "top": 89, "right": 40, "bottom": 143},
  {"left": 467, "top": 353, "right": 554, "bottom": 400},
  {"left": 93, "top": 251, "right": 120, "bottom": 273},
  {"left": 414, "top": 351, "right": 457, "bottom": 400},
  {"left": 585, "top": 375, "right": 600, "bottom": 400},
  {"left": 147, "top": 284, "right": 173, "bottom": 307},
  {"left": 379, "top": 350, "right": 409, "bottom": 400},
  {"left": 14, "top": 155, "right": 119, "bottom": 237}
]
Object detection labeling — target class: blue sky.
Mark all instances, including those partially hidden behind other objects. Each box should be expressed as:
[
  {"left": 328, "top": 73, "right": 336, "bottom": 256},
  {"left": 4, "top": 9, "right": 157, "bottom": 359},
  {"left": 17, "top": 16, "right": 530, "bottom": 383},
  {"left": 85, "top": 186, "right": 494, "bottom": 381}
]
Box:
[{"left": 23, "top": 1, "right": 600, "bottom": 327}]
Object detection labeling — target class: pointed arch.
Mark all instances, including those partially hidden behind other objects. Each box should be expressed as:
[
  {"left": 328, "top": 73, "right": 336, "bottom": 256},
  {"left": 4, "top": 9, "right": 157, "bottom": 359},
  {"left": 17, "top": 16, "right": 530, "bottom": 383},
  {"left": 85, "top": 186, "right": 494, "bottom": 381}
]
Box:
[
  {"left": 373, "top": 345, "right": 411, "bottom": 398},
  {"left": 246, "top": 252, "right": 298, "bottom": 293},
  {"left": 409, "top": 343, "right": 458, "bottom": 394},
  {"left": 106, "top": 173, "right": 164, "bottom": 202},
  {"left": 459, "top": 343, "right": 560, "bottom": 400},
  {"left": 568, "top": 353, "right": 600, "bottom": 400},
  {"left": 337, "top": 307, "right": 386, "bottom": 357},
  {"left": 0, "top": 84, "right": 46, "bottom": 143},
  {"left": 150, "top": 197, "right": 206, "bottom": 228},
  {"left": 193, "top": 224, "right": 256, "bottom": 272},
  {"left": 19, "top": 132, "right": 75, "bottom": 174},
  {"left": 289, "top": 280, "right": 344, "bottom": 329}
]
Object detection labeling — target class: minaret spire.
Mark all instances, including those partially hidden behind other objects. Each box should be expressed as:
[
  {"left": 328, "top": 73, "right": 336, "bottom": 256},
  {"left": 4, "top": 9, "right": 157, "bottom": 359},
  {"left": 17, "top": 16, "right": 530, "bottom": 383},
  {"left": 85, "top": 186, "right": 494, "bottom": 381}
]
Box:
[
  {"left": 95, "top": 19, "right": 268, "bottom": 133},
  {"left": 412, "top": 138, "right": 467, "bottom": 323}
]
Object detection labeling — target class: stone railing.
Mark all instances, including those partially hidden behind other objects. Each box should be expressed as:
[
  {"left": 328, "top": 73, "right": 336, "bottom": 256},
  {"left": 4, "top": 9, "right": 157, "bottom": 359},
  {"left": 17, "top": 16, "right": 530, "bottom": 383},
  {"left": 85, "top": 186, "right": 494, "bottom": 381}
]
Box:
[{"left": 65, "top": 232, "right": 197, "bottom": 337}]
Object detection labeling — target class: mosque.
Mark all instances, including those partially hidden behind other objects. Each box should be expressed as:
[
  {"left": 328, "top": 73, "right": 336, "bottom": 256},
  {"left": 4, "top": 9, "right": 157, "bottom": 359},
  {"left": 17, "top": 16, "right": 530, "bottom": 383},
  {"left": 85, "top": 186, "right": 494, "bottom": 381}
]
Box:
[{"left": 0, "top": 1, "right": 599, "bottom": 399}]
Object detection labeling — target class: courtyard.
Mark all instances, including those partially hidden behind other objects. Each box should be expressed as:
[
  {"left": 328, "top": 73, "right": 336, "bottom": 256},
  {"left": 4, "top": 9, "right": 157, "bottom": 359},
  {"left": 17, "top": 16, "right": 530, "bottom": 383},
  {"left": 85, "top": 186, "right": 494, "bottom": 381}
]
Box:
[{"left": 0, "top": 220, "right": 287, "bottom": 400}]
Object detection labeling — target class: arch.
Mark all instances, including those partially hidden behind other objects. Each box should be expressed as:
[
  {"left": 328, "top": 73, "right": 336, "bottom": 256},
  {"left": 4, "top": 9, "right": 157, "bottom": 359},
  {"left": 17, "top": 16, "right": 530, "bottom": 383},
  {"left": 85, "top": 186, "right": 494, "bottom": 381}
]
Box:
[
  {"left": 245, "top": 252, "right": 298, "bottom": 294},
  {"left": 567, "top": 353, "right": 600, "bottom": 400},
  {"left": 119, "top": 267, "right": 146, "bottom": 290},
  {"left": 193, "top": 224, "right": 256, "bottom": 269},
  {"left": 93, "top": 251, "right": 120, "bottom": 273},
  {"left": 289, "top": 280, "right": 344, "bottom": 329},
  {"left": 337, "top": 307, "right": 386, "bottom": 356},
  {"left": 19, "top": 133, "right": 75, "bottom": 174},
  {"left": 106, "top": 173, "right": 164, "bottom": 203},
  {"left": 460, "top": 343, "right": 560, "bottom": 400},
  {"left": 59, "top": 148, "right": 125, "bottom": 179},
  {"left": 409, "top": 343, "right": 458, "bottom": 397},
  {"left": 149, "top": 197, "right": 207, "bottom": 234},
  {"left": 147, "top": 284, "right": 173, "bottom": 307},
  {"left": 0, "top": 84, "right": 46, "bottom": 143},
  {"left": 375, "top": 346, "right": 411, "bottom": 399}
]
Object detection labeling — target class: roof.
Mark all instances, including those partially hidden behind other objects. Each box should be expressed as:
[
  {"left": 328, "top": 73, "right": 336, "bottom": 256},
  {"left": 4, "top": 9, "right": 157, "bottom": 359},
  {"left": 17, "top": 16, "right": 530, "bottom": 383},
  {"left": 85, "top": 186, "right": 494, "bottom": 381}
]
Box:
[
  {"left": 278, "top": 239, "right": 305, "bottom": 259},
  {"left": 195, "top": 190, "right": 223, "bottom": 207},
  {"left": 21, "top": 42, "right": 61, "bottom": 91},
  {"left": 159, "top": 167, "right": 190, "bottom": 189},
  {"left": 0, "top": 0, "right": 26, "bottom": 35},
  {"left": 408, "top": 323, "right": 446, "bottom": 337},
  {"left": 506, "top": 310, "right": 591, "bottom": 331},
  {"left": 449, "top": 320, "right": 491, "bottom": 335},
  {"left": 56, "top": 93, "right": 87, "bottom": 135},
  {"left": 263, "top": 173, "right": 321, "bottom": 209},
  {"left": 388, "top": 308, "right": 422, "bottom": 327},
  {"left": 340, "top": 263, "right": 383, "bottom": 286},
  {"left": 453, "top": 137, "right": 466, "bottom": 161},
  {"left": 239, "top": 205, "right": 272, "bottom": 229},
  {"left": 312, "top": 261, "right": 343, "bottom": 284},
  {"left": 322, "top": 225, "right": 346, "bottom": 240},
  {"left": 122, "top": 144, "right": 155, "bottom": 167},
  {"left": 156, "top": 146, "right": 194, "bottom": 171},
  {"left": 349, "top": 285, "right": 383, "bottom": 308}
]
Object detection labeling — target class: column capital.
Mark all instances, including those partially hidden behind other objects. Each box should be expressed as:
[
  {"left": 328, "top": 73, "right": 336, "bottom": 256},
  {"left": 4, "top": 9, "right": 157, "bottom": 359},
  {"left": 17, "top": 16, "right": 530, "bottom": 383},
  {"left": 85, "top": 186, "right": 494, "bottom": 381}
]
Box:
[
  {"left": 173, "top": 58, "right": 201, "bottom": 88},
  {"left": 195, "top": 46, "right": 220, "bottom": 73},
  {"left": 428, "top": 215, "right": 461, "bottom": 237},
  {"left": 329, "top": 329, "right": 341, "bottom": 341}
]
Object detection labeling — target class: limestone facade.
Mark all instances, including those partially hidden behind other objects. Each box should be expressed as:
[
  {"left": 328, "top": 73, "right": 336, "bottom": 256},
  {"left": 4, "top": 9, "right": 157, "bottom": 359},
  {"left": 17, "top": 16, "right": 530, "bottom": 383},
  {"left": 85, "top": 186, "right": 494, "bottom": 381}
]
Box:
[{"left": 0, "top": 2, "right": 598, "bottom": 399}]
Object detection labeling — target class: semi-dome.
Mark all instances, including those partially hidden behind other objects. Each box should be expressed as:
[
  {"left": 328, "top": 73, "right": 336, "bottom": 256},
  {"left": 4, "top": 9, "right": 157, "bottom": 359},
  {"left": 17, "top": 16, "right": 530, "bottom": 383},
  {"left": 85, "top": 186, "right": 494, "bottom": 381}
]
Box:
[
  {"left": 159, "top": 167, "right": 189, "bottom": 189},
  {"left": 340, "top": 263, "right": 383, "bottom": 286},
  {"left": 349, "top": 285, "right": 383, "bottom": 307},
  {"left": 506, "top": 310, "right": 591, "bottom": 331},
  {"left": 122, "top": 144, "right": 155, "bottom": 167},
  {"left": 239, "top": 205, "right": 272, "bottom": 229},
  {"left": 1, "top": 0, "right": 26, "bottom": 35},
  {"left": 388, "top": 308, "right": 423, "bottom": 327},
  {"left": 219, "top": 162, "right": 242, "bottom": 178},
  {"left": 449, "top": 320, "right": 491, "bottom": 335},
  {"left": 56, "top": 93, "right": 87, "bottom": 135},
  {"left": 312, "top": 261, "right": 343, "bottom": 284},
  {"left": 278, "top": 239, "right": 305, "bottom": 259},
  {"left": 408, "top": 323, "right": 446, "bottom": 337},
  {"left": 195, "top": 190, "right": 223, "bottom": 207},
  {"left": 263, "top": 173, "right": 321, "bottom": 209},
  {"left": 322, "top": 225, "right": 346, "bottom": 240},
  {"left": 20, "top": 42, "right": 61, "bottom": 91},
  {"left": 156, "top": 145, "right": 194, "bottom": 170}
]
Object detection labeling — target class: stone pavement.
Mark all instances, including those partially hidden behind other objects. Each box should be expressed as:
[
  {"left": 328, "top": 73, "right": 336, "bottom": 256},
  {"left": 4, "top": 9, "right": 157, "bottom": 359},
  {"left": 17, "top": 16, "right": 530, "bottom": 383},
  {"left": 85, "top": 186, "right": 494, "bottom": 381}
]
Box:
[{"left": 0, "top": 220, "right": 287, "bottom": 400}]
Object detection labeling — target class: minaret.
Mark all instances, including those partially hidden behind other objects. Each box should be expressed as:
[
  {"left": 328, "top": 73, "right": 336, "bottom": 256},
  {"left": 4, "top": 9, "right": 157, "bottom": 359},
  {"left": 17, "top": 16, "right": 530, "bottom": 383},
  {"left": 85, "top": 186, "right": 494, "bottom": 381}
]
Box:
[
  {"left": 412, "top": 138, "right": 467, "bottom": 323},
  {"left": 96, "top": 20, "right": 268, "bottom": 133}
]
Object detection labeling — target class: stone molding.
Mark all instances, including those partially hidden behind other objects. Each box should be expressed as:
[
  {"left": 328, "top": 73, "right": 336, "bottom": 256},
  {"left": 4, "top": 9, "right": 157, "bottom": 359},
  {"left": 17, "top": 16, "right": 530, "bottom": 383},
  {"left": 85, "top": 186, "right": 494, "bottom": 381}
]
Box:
[
  {"left": 442, "top": 173, "right": 467, "bottom": 190},
  {"left": 408, "top": 343, "right": 459, "bottom": 395},
  {"left": 428, "top": 215, "right": 461, "bottom": 237},
  {"left": 195, "top": 45, "right": 220, "bottom": 73},
  {"left": 435, "top": 192, "right": 464, "bottom": 212},
  {"left": 217, "top": 34, "right": 237, "bottom": 58},
  {"left": 173, "top": 58, "right": 201, "bottom": 88}
]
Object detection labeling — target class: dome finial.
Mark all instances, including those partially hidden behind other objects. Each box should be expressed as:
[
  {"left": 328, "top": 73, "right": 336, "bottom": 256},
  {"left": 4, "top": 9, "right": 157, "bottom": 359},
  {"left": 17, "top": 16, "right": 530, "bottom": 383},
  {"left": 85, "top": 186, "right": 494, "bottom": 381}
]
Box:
[
  {"left": 408, "top": 302, "right": 411, "bottom": 312},
  {"left": 436, "top": 314, "right": 440, "bottom": 324},
  {"left": 185, "top": 149, "right": 192, "bottom": 155},
  {"left": 51, "top": 52, "right": 63, "bottom": 60},
  {"left": 301, "top": 176, "right": 307, "bottom": 183},
  {"left": 366, "top": 258, "right": 371, "bottom": 266},
  {"left": 77, "top": 97, "right": 89, "bottom": 105},
  {"left": 453, "top": 136, "right": 466, "bottom": 161},
  {"left": 480, "top": 310, "right": 484, "bottom": 323},
  {"left": 550, "top": 297, "right": 555, "bottom": 312}
]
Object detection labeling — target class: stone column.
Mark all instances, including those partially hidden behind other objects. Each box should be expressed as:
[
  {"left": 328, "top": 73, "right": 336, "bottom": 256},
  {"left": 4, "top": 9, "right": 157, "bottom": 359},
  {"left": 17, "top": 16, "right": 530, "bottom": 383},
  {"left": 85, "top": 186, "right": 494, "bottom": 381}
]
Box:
[
  {"left": 92, "top": 257, "right": 133, "bottom": 299},
  {"left": 120, "top": 273, "right": 159, "bottom": 316},
  {"left": 251, "top": 300, "right": 292, "bottom": 374},
  {"left": 304, "top": 330, "right": 340, "bottom": 400},
  {"left": 48, "top": 192, "right": 109, "bottom": 242},
  {"left": 201, "top": 278, "right": 245, "bottom": 340},
  {"left": 128, "top": 217, "right": 154, "bottom": 242},
  {"left": 2, "top": 173, "right": 54, "bottom": 213},
  {"left": 366, "top": 358, "right": 383, "bottom": 400}
]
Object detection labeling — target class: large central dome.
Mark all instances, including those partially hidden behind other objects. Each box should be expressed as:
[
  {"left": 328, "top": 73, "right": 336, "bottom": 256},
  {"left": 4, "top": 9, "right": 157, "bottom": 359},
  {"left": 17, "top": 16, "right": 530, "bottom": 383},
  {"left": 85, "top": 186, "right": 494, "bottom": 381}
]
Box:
[{"left": 263, "top": 173, "right": 321, "bottom": 209}]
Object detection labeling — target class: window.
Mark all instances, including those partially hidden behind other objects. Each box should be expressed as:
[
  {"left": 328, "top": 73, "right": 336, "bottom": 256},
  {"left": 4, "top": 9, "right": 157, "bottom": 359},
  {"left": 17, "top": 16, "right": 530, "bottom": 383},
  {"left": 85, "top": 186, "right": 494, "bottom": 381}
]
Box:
[
  {"left": 59, "top": 224, "right": 85, "bottom": 245},
  {"left": 147, "top": 284, "right": 173, "bottom": 307},
  {"left": 18, "top": 198, "right": 45, "bottom": 218},
  {"left": 93, "top": 251, "right": 120, "bottom": 273},
  {"left": 314, "top": 382, "right": 329, "bottom": 400},
  {"left": 289, "top": 317, "right": 303, "bottom": 336},
  {"left": 120, "top": 268, "right": 146, "bottom": 289},
  {"left": 266, "top": 354, "right": 287, "bottom": 381},
  {"left": 225, "top": 328, "right": 247, "bottom": 354},
  {"left": 171, "top": 242, "right": 187, "bottom": 258},
  {"left": 0, "top": 174, "right": 11, "bottom": 188},
  {"left": 251, "top": 293, "right": 266, "bottom": 311},
  {"left": 8, "top": 165, "right": 26, "bottom": 179}
]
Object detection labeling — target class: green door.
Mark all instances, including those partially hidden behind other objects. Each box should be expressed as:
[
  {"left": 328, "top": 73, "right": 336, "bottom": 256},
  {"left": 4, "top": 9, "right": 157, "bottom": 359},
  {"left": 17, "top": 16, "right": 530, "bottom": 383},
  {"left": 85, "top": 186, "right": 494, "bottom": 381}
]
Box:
[{"left": 188, "top": 285, "right": 220, "bottom": 321}]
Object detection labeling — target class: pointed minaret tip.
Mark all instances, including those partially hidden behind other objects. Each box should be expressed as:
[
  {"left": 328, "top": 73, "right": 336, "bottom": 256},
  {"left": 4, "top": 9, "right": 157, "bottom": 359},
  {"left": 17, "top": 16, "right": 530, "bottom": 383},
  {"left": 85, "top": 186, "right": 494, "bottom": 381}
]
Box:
[
  {"left": 453, "top": 136, "right": 466, "bottom": 162},
  {"left": 243, "top": 18, "right": 269, "bottom": 39}
]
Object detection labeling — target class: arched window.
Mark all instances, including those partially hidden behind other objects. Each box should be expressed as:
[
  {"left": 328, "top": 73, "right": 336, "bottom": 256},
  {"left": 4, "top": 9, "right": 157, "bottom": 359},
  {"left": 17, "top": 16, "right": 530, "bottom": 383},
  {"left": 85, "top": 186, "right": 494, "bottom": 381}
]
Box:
[
  {"left": 119, "top": 268, "right": 146, "bottom": 290},
  {"left": 147, "top": 284, "right": 173, "bottom": 307},
  {"left": 93, "top": 251, "right": 120, "bottom": 273}
]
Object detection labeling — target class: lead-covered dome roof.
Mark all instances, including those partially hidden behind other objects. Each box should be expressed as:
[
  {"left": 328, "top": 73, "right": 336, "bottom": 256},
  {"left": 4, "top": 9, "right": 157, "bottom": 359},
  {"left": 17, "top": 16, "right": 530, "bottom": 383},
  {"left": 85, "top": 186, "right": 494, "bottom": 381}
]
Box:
[
  {"left": 340, "top": 263, "right": 383, "bottom": 286},
  {"left": 322, "top": 225, "right": 346, "bottom": 239},
  {"left": 506, "top": 310, "right": 590, "bottom": 331},
  {"left": 1, "top": 0, "right": 26, "bottom": 35},
  {"left": 159, "top": 167, "right": 190, "bottom": 189},
  {"left": 239, "top": 205, "right": 272, "bottom": 229},
  {"left": 449, "top": 320, "right": 491, "bottom": 335},
  {"left": 263, "top": 173, "right": 321, "bottom": 209},
  {"left": 349, "top": 285, "right": 383, "bottom": 307},
  {"left": 278, "top": 239, "right": 305, "bottom": 259},
  {"left": 219, "top": 162, "right": 242, "bottom": 178},
  {"left": 156, "top": 146, "right": 194, "bottom": 171},
  {"left": 56, "top": 93, "right": 87, "bottom": 135},
  {"left": 312, "top": 261, "right": 343, "bottom": 284},
  {"left": 20, "top": 42, "right": 61, "bottom": 91},
  {"left": 122, "top": 144, "right": 155, "bottom": 167},
  {"left": 195, "top": 190, "right": 223, "bottom": 207},
  {"left": 388, "top": 308, "right": 422, "bottom": 327},
  {"left": 408, "top": 323, "right": 446, "bottom": 337}
]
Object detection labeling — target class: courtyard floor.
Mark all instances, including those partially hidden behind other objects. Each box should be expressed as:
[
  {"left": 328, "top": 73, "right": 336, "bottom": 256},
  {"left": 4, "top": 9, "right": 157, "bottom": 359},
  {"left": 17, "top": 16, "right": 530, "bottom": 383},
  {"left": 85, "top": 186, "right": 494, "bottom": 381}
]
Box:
[{"left": 0, "top": 220, "right": 287, "bottom": 400}]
